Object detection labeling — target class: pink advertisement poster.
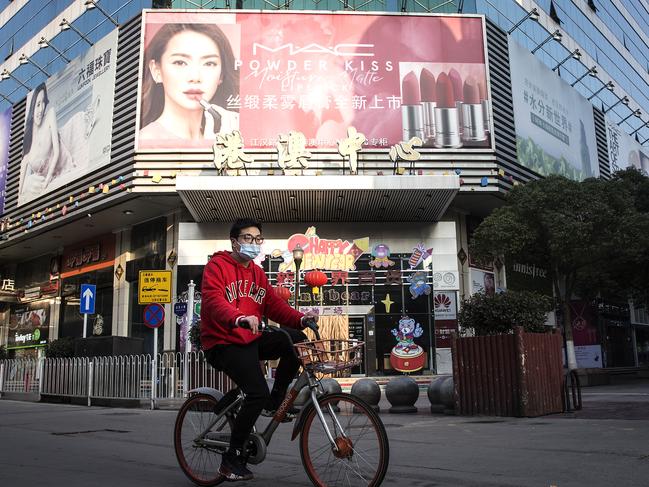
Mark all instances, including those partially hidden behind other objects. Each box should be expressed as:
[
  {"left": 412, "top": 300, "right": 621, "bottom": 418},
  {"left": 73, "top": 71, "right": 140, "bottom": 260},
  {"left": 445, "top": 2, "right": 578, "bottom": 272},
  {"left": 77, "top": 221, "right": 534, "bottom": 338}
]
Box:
[{"left": 137, "top": 11, "right": 491, "bottom": 150}]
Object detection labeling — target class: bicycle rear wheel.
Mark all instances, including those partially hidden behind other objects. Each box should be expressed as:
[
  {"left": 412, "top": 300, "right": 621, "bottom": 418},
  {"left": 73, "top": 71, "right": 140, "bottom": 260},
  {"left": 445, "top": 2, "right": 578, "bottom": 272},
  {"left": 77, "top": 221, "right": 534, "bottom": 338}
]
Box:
[
  {"left": 300, "top": 393, "right": 389, "bottom": 487},
  {"left": 174, "top": 393, "right": 233, "bottom": 486}
]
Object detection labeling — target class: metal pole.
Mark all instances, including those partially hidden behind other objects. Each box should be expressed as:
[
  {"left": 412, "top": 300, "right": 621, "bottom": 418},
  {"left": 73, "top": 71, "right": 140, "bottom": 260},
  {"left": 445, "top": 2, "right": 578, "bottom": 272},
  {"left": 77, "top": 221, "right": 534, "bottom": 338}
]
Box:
[
  {"left": 186, "top": 280, "right": 195, "bottom": 353},
  {"left": 87, "top": 361, "right": 94, "bottom": 407},
  {"left": 83, "top": 313, "right": 88, "bottom": 338},
  {"left": 0, "top": 362, "right": 4, "bottom": 395},
  {"left": 152, "top": 326, "right": 158, "bottom": 410}
]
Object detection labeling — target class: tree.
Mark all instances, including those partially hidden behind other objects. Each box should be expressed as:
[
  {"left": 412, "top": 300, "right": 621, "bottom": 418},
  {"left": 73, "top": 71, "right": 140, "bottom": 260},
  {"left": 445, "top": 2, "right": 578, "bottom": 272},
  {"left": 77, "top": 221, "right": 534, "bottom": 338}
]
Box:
[
  {"left": 469, "top": 174, "right": 648, "bottom": 370},
  {"left": 458, "top": 290, "right": 553, "bottom": 336}
]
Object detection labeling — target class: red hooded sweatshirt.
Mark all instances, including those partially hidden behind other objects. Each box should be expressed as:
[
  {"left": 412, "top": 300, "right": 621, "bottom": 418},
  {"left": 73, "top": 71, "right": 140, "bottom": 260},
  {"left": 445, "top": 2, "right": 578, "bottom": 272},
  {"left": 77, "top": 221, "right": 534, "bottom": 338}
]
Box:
[{"left": 200, "top": 251, "right": 304, "bottom": 349}]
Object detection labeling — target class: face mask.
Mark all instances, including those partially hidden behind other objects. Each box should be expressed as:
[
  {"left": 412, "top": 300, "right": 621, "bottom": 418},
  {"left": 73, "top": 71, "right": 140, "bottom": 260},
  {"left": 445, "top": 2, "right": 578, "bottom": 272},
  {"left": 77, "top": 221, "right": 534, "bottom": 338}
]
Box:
[{"left": 238, "top": 243, "right": 261, "bottom": 261}]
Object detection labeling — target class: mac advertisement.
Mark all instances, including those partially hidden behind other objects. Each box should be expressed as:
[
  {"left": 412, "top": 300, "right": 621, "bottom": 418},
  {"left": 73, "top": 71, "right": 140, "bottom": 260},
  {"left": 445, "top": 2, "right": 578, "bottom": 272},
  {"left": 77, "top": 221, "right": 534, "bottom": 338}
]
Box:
[
  {"left": 137, "top": 10, "right": 492, "bottom": 150},
  {"left": 509, "top": 39, "right": 599, "bottom": 182}
]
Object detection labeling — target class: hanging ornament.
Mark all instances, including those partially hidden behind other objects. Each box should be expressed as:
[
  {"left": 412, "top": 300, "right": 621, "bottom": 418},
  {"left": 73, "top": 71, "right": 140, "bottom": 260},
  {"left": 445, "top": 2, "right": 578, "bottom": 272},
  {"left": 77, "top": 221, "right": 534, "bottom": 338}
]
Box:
[
  {"left": 304, "top": 270, "right": 328, "bottom": 295},
  {"left": 381, "top": 293, "right": 395, "bottom": 313},
  {"left": 273, "top": 286, "right": 292, "bottom": 302},
  {"left": 480, "top": 176, "right": 489, "bottom": 187},
  {"left": 369, "top": 244, "right": 395, "bottom": 268},
  {"left": 61, "top": 205, "right": 67, "bottom": 216}
]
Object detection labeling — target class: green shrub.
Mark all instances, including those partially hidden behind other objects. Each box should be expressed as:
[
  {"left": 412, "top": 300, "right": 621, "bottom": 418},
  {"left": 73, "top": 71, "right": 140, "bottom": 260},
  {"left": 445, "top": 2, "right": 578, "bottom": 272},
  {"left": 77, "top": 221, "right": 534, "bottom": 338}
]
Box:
[
  {"left": 458, "top": 290, "right": 553, "bottom": 336},
  {"left": 45, "top": 337, "right": 75, "bottom": 358}
]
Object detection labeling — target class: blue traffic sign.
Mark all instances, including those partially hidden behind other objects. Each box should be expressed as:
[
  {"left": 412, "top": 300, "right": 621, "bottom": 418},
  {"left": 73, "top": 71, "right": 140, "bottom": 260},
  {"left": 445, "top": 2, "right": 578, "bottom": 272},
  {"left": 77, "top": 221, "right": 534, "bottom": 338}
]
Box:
[
  {"left": 80, "top": 284, "right": 96, "bottom": 314},
  {"left": 174, "top": 302, "right": 188, "bottom": 316},
  {"left": 144, "top": 303, "right": 165, "bottom": 329}
]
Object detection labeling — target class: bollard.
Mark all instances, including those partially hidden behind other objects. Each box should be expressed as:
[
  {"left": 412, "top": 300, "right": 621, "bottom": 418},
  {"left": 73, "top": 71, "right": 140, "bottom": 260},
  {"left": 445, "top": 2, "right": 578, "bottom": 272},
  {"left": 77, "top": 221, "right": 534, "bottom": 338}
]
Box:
[
  {"left": 321, "top": 378, "right": 342, "bottom": 412},
  {"left": 386, "top": 376, "right": 419, "bottom": 413},
  {"left": 351, "top": 379, "right": 381, "bottom": 413},
  {"left": 427, "top": 376, "right": 449, "bottom": 414}
]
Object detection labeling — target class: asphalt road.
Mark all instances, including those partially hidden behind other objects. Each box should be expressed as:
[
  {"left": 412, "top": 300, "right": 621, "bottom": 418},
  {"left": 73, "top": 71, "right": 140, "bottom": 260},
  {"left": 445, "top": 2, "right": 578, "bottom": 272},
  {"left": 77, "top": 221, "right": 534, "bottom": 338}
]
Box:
[{"left": 1, "top": 382, "right": 649, "bottom": 487}]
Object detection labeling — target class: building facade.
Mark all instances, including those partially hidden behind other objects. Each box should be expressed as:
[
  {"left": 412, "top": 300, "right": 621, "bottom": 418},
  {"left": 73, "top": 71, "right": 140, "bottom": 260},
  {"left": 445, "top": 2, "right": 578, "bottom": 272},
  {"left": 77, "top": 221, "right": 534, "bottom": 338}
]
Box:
[{"left": 0, "top": 0, "right": 647, "bottom": 372}]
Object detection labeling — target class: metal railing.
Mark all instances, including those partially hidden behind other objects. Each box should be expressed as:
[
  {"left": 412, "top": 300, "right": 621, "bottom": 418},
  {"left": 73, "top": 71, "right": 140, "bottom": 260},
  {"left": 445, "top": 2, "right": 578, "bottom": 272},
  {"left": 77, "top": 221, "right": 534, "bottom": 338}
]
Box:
[{"left": 0, "top": 351, "right": 234, "bottom": 408}]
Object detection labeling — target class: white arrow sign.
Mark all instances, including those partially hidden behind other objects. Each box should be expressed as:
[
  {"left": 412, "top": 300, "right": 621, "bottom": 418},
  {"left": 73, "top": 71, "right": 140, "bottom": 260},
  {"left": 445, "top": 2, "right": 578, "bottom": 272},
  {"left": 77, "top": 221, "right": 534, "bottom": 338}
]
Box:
[{"left": 83, "top": 287, "right": 93, "bottom": 310}]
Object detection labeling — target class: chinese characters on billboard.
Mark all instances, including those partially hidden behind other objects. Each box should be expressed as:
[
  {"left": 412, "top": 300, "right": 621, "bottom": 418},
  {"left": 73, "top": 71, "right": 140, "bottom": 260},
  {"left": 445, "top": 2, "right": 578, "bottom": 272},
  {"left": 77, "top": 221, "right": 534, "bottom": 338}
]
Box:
[
  {"left": 17, "top": 30, "right": 118, "bottom": 206},
  {"left": 605, "top": 115, "right": 649, "bottom": 173},
  {"left": 509, "top": 39, "right": 599, "bottom": 181},
  {"left": 137, "top": 11, "right": 492, "bottom": 151}
]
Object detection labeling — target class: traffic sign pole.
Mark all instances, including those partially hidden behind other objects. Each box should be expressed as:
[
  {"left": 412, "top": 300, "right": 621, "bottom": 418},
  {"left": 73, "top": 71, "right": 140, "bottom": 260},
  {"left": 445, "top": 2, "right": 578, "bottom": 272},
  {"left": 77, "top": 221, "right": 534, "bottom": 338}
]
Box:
[{"left": 83, "top": 314, "right": 88, "bottom": 339}]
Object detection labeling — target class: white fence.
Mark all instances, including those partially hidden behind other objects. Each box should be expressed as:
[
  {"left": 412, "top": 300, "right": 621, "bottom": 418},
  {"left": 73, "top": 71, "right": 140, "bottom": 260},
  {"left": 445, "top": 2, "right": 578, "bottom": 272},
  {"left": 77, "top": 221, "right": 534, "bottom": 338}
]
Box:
[{"left": 0, "top": 352, "right": 234, "bottom": 408}]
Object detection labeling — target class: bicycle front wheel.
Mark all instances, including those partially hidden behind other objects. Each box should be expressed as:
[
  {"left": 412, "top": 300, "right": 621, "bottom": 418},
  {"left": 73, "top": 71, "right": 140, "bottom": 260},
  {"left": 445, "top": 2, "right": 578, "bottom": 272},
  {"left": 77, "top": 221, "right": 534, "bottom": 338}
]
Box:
[
  {"left": 300, "top": 393, "right": 389, "bottom": 487},
  {"left": 174, "top": 393, "right": 232, "bottom": 486}
]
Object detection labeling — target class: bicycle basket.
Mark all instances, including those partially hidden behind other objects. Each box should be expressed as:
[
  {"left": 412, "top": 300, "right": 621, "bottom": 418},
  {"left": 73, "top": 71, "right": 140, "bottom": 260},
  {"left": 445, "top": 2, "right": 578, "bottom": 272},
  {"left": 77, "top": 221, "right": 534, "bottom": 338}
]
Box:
[{"left": 294, "top": 339, "right": 364, "bottom": 373}]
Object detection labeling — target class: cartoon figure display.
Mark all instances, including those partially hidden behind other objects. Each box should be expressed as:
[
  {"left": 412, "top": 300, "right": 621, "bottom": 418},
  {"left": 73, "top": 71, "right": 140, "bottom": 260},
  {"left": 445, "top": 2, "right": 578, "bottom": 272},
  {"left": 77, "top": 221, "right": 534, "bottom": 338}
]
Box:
[
  {"left": 389, "top": 316, "right": 426, "bottom": 373},
  {"left": 408, "top": 271, "right": 431, "bottom": 299},
  {"left": 408, "top": 243, "right": 432, "bottom": 269},
  {"left": 369, "top": 244, "right": 395, "bottom": 268}
]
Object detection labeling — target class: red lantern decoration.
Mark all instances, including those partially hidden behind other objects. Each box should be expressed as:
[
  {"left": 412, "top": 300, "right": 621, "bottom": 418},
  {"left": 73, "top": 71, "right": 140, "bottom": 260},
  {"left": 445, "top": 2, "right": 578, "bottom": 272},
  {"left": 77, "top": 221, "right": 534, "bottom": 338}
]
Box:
[
  {"left": 274, "top": 286, "right": 291, "bottom": 302},
  {"left": 304, "top": 270, "right": 328, "bottom": 295}
]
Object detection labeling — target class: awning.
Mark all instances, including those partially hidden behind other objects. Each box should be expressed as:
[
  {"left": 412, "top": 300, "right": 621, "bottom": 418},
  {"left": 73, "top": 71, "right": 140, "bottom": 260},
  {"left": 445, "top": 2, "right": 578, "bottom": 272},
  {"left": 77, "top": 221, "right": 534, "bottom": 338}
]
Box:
[{"left": 176, "top": 175, "right": 459, "bottom": 222}]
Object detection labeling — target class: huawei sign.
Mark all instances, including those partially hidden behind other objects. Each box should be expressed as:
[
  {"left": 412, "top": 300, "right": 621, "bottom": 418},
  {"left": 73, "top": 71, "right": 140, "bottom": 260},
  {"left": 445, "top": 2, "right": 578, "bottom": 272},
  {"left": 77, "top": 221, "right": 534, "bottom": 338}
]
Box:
[{"left": 434, "top": 293, "right": 452, "bottom": 310}]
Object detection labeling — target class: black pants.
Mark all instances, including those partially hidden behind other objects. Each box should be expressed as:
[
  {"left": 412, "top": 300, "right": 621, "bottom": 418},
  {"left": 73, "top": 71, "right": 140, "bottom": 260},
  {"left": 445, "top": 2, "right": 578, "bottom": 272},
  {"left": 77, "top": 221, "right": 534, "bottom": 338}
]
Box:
[{"left": 205, "top": 327, "right": 307, "bottom": 452}]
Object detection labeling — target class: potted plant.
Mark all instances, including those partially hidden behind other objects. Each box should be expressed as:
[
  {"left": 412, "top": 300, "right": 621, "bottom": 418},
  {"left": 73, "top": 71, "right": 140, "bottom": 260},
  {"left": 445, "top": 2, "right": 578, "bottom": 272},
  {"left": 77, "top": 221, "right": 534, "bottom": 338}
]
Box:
[{"left": 452, "top": 290, "right": 564, "bottom": 417}]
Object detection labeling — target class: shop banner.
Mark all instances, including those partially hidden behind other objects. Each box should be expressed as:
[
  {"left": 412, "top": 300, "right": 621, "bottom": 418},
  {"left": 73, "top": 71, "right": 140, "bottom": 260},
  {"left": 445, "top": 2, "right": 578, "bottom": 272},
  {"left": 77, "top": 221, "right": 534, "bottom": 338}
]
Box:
[
  {"left": 433, "top": 291, "right": 457, "bottom": 320},
  {"left": 469, "top": 267, "right": 495, "bottom": 296},
  {"left": 18, "top": 30, "right": 118, "bottom": 206},
  {"left": 605, "top": 115, "right": 649, "bottom": 174},
  {"left": 137, "top": 11, "right": 491, "bottom": 150},
  {"left": 505, "top": 260, "right": 553, "bottom": 297},
  {"left": 0, "top": 108, "right": 10, "bottom": 214},
  {"left": 7, "top": 304, "right": 50, "bottom": 349},
  {"left": 509, "top": 39, "right": 599, "bottom": 181}
]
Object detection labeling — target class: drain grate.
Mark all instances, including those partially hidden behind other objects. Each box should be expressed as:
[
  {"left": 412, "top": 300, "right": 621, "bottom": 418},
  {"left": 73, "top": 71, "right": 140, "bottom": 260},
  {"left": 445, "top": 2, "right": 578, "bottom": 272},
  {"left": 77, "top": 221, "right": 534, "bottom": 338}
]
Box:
[{"left": 52, "top": 429, "right": 130, "bottom": 436}]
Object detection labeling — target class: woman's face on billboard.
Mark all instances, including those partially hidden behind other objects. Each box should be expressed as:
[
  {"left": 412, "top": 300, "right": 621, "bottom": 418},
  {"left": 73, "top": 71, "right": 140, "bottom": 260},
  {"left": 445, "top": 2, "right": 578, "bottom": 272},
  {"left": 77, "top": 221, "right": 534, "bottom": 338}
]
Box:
[
  {"left": 149, "top": 30, "right": 222, "bottom": 112},
  {"left": 34, "top": 90, "right": 46, "bottom": 127}
]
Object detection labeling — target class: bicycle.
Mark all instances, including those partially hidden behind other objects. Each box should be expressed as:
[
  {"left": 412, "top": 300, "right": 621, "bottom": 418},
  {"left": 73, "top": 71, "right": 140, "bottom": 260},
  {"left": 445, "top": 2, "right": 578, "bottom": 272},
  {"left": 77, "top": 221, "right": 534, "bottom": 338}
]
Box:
[{"left": 174, "top": 322, "right": 390, "bottom": 486}]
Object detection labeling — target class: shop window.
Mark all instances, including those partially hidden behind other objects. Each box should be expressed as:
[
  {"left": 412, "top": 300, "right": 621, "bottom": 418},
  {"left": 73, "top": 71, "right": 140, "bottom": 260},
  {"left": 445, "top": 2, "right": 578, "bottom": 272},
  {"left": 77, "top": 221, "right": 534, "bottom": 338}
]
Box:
[{"left": 59, "top": 268, "right": 114, "bottom": 338}]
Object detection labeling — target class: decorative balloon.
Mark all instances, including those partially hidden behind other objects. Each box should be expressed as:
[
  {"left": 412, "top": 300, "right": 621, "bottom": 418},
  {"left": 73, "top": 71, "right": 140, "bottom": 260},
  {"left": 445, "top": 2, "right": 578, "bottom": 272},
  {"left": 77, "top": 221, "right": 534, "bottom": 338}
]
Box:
[
  {"left": 304, "top": 270, "right": 328, "bottom": 295},
  {"left": 274, "top": 286, "right": 292, "bottom": 302}
]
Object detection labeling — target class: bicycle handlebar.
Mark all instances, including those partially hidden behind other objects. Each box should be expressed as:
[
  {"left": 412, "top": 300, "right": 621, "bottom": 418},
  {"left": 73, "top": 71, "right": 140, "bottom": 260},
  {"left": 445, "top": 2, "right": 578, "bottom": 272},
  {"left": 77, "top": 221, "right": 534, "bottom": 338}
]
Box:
[{"left": 237, "top": 318, "right": 320, "bottom": 340}]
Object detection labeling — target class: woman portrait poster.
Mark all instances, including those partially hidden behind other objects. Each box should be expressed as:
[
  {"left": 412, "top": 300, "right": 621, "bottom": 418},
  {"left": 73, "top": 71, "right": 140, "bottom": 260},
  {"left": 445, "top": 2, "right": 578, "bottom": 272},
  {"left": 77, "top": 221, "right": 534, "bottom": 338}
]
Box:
[{"left": 138, "top": 13, "right": 241, "bottom": 149}]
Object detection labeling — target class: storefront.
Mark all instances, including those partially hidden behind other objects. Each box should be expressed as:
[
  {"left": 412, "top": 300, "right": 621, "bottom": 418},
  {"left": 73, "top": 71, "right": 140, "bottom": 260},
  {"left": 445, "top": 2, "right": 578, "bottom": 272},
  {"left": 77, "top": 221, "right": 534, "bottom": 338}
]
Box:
[
  {"left": 58, "top": 234, "right": 116, "bottom": 340},
  {"left": 176, "top": 220, "right": 461, "bottom": 375}
]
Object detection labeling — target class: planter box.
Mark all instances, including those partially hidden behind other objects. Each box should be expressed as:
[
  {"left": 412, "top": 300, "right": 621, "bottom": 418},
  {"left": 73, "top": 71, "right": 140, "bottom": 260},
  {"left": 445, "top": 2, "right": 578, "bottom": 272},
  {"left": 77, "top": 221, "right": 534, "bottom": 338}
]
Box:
[{"left": 451, "top": 327, "right": 563, "bottom": 417}]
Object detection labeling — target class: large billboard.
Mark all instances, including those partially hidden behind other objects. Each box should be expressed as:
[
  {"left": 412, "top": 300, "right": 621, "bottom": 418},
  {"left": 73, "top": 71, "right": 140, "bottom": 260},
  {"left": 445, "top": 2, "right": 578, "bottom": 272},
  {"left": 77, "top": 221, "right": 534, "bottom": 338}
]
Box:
[
  {"left": 0, "top": 108, "right": 10, "bottom": 214},
  {"left": 605, "top": 116, "right": 649, "bottom": 174},
  {"left": 136, "top": 11, "right": 492, "bottom": 150},
  {"left": 509, "top": 39, "right": 599, "bottom": 181},
  {"left": 17, "top": 30, "right": 118, "bottom": 206}
]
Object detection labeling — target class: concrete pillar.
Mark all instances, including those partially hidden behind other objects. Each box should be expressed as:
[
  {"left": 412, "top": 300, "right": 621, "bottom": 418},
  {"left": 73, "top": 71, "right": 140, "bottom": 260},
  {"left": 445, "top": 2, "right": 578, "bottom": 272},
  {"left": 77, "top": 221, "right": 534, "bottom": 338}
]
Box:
[{"left": 112, "top": 228, "right": 131, "bottom": 337}]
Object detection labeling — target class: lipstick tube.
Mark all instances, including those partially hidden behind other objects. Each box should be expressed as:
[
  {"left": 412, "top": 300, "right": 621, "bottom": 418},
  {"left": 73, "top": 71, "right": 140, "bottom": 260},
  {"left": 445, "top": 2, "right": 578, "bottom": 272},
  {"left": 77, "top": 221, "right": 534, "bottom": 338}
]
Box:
[
  {"left": 481, "top": 99, "right": 491, "bottom": 132},
  {"left": 461, "top": 103, "right": 487, "bottom": 142},
  {"left": 401, "top": 71, "right": 424, "bottom": 140},
  {"left": 434, "top": 72, "right": 462, "bottom": 148},
  {"left": 421, "top": 102, "right": 436, "bottom": 142},
  {"left": 402, "top": 105, "right": 425, "bottom": 141},
  {"left": 434, "top": 107, "right": 462, "bottom": 148},
  {"left": 199, "top": 99, "right": 222, "bottom": 134}
]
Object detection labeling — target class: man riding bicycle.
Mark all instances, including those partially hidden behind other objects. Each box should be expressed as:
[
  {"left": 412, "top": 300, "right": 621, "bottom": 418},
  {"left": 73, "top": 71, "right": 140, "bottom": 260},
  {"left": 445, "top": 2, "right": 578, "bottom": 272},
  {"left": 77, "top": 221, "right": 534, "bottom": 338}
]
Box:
[{"left": 201, "top": 218, "right": 319, "bottom": 482}]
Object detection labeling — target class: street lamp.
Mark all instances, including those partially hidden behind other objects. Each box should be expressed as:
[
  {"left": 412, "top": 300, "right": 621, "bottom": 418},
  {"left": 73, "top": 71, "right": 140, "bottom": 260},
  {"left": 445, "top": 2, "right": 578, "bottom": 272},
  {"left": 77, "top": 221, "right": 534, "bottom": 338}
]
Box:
[
  {"left": 604, "top": 95, "right": 629, "bottom": 113},
  {"left": 619, "top": 109, "right": 642, "bottom": 125},
  {"left": 570, "top": 66, "right": 598, "bottom": 87},
  {"left": 59, "top": 18, "right": 94, "bottom": 46},
  {"left": 38, "top": 37, "right": 70, "bottom": 63},
  {"left": 552, "top": 49, "right": 581, "bottom": 71},
  {"left": 292, "top": 244, "right": 304, "bottom": 310},
  {"left": 18, "top": 53, "right": 49, "bottom": 77},
  {"left": 507, "top": 7, "right": 540, "bottom": 34},
  {"left": 530, "top": 30, "right": 563, "bottom": 54},
  {"left": 587, "top": 81, "right": 614, "bottom": 101},
  {"left": 84, "top": 0, "right": 118, "bottom": 26},
  {"left": 630, "top": 122, "right": 649, "bottom": 136},
  {"left": 0, "top": 69, "right": 30, "bottom": 90}
]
